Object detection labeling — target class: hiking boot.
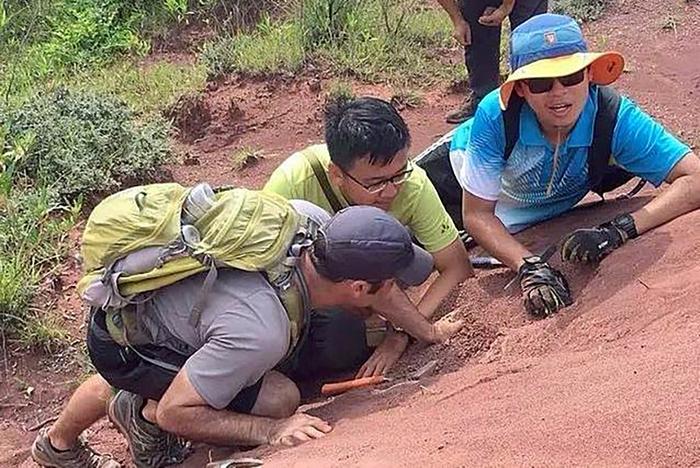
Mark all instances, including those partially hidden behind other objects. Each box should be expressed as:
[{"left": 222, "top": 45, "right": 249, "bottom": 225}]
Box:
[
  {"left": 107, "top": 390, "right": 191, "bottom": 468},
  {"left": 31, "top": 427, "right": 121, "bottom": 468},
  {"left": 445, "top": 92, "right": 478, "bottom": 124}
]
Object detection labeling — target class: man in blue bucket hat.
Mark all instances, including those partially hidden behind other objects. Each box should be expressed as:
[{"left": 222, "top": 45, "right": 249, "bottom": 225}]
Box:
[{"left": 449, "top": 13, "right": 700, "bottom": 316}]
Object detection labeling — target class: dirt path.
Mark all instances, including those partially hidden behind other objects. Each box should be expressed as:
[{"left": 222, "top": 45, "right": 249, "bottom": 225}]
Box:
[{"left": 4, "top": 0, "right": 699, "bottom": 466}]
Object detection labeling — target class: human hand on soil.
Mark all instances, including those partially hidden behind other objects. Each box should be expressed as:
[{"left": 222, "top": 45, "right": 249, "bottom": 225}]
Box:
[
  {"left": 429, "top": 311, "right": 464, "bottom": 343},
  {"left": 478, "top": 5, "right": 512, "bottom": 26},
  {"left": 452, "top": 17, "right": 472, "bottom": 46},
  {"left": 268, "top": 413, "right": 332, "bottom": 447},
  {"left": 356, "top": 330, "right": 410, "bottom": 378}
]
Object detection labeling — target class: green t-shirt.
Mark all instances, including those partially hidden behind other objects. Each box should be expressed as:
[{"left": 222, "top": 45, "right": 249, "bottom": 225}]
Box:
[{"left": 263, "top": 144, "right": 458, "bottom": 253}]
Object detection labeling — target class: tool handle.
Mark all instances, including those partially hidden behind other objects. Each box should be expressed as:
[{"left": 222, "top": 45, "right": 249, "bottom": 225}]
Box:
[
  {"left": 470, "top": 256, "right": 505, "bottom": 269},
  {"left": 321, "top": 376, "right": 386, "bottom": 396}
]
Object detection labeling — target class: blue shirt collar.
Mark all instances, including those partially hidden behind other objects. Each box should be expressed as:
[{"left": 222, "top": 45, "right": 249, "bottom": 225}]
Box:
[{"left": 518, "top": 86, "right": 598, "bottom": 148}]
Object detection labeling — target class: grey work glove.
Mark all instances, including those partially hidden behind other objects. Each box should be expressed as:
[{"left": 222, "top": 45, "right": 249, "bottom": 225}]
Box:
[{"left": 519, "top": 256, "right": 573, "bottom": 317}]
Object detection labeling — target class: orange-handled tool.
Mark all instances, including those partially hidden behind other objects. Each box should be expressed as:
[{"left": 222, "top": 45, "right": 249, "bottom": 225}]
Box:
[{"left": 320, "top": 375, "right": 389, "bottom": 396}]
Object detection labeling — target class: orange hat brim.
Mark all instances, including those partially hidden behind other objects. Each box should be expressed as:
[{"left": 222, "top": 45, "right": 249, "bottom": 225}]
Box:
[{"left": 498, "top": 51, "right": 625, "bottom": 110}]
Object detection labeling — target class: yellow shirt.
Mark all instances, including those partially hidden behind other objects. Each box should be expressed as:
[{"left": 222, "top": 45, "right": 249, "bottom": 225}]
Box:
[{"left": 263, "top": 144, "right": 458, "bottom": 253}]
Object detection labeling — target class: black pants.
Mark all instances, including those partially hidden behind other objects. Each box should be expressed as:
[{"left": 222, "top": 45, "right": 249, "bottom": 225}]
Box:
[
  {"left": 278, "top": 308, "right": 372, "bottom": 382},
  {"left": 88, "top": 308, "right": 369, "bottom": 411},
  {"left": 461, "top": 0, "right": 548, "bottom": 100},
  {"left": 87, "top": 309, "right": 262, "bottom": 413}
]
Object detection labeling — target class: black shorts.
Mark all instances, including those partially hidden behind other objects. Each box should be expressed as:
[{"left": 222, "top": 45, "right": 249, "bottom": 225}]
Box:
[
  {"left": 279, "top": 308, "right": 372, "bottom": 382},
  {"left": 87, "top": 309, "right": 263, "bottom": 414}
]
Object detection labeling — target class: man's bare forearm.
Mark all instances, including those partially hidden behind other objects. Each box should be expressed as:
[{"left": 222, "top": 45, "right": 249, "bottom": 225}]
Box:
[
  {"left": 373, "top": 282, "right": 437, "bottom": 342},
  {"left": 435, "top": 0, "right": 463, "bottom": 22},
  {"left": 417, "top": 243, "right": 472, "bottom": 319},
  {"left": 502, "top": 0, "right": 516, "bottom": 11},
  {"left": 466, "top": 213, "right": 531, "bottom": 271},
  {"left": 632, "top": 171, "right": 700, "bottom": 235},
  {"left": 161, "top": 405, "right": 275, "bottom": 446},
  {"left": 417, "top": 269, "right": 463, "bottom": 319}
]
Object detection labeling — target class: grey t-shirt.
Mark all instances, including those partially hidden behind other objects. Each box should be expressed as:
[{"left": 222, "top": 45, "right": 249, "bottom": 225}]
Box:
[
  {"left": 139, "top": 269, "right": 290, "bottom": 409},
  {"left": 136, "top": 199, "right": 331, "bottom": 410}
]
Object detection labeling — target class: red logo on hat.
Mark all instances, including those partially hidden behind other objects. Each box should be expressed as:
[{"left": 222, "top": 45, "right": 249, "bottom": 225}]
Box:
[{"left": 544, "top": 32, "right": 556, "bottom": 45}]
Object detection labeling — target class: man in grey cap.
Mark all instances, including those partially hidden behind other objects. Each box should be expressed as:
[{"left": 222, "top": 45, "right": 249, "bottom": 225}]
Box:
[{"left": 32, "top": 201, "right": 462, "bottom": 468}]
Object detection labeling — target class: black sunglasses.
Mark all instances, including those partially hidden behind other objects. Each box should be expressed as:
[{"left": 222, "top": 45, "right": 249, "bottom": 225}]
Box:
[{"left": 524, "top": 69, "right": 586, "bottom": 94}]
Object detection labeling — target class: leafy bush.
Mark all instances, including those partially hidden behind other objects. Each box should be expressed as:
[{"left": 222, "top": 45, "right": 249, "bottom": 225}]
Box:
[
  {"left": 552, "top": 0, "right": 610, "bottom": 23},
  {"left": 30, "top": 0, "right": 150, "bottom": 69},
  {"left": 3, "top": 87, "right": 171, "bottom": 200},
  {"left": 0, "top": 86, "right": 170, "bottom": 347}
]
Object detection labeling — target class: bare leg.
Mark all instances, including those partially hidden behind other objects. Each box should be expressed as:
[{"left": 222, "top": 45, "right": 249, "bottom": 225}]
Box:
[
  {"left": 139, "top": 370, "right": 299, "bottom": 429},
  {"left": 48, "top": 374, "right": 113, "bottom": 450},
  {"left": 142, "top": 399, "right": 158, "bottom": 423},
  {"left": 250, "top": 370, "right": 300, "bottom": 419}
]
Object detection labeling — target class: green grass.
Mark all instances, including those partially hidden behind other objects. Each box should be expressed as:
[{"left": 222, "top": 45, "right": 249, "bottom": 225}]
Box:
[
  {"left": 391, "top": 88, "right": 423, "bottom": 109},
  {"left": 17, "top": 310, "right": 71, "bottom": 352},
  {"left": 201, "top": 1, "right": 461, "bottom": 87},
  {"left": 68, "top": 59, "right": 207, "bottom": 116},
  {"left": 3, "top": 53, "right": 206, "bottom": 116},
  {"left": 0, "top": 184, "right": 79, "bottom": 351},
  {"left": 201, "top": 16, "right": 305, "bottom": 78},
  {"left": 325, "top": 78, "right": 355, "bottom": 103}
]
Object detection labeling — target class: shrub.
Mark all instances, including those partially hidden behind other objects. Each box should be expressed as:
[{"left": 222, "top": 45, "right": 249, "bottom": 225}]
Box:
[
  {"left": 3, "top": 87, "right": 171, "bottom": 200},
  {"left": 551, "top": 0, "right": 610, "bottom": 23}
]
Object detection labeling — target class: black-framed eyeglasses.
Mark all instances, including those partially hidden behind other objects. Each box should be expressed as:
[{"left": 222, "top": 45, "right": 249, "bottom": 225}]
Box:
[
  {"left": 342, "top": 160, "right": 414, "bottom": 194},
  {"left": 524, "top": 69, "right": 586, "bottom": 94}
]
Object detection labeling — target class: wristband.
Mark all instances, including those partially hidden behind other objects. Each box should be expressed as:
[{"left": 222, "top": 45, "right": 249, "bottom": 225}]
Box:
[{"left": 609, "top": 213, "right": 638, "bottom": 240}]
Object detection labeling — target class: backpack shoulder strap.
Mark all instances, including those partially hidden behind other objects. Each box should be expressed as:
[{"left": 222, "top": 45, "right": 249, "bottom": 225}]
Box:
[
  {"left": 303, "top": 149, "right": 345, "bottom": 213},
  {"left": 588, "top": 86, "right": 622, "bottom": 191},
  {"left": 502, "top": 96, "right": 525, "bottom": 161}
]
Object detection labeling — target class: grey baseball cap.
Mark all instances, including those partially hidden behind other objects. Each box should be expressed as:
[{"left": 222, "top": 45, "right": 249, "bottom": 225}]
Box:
[{"left": 313, "top": 205, "right": 434, "bottom": 286}]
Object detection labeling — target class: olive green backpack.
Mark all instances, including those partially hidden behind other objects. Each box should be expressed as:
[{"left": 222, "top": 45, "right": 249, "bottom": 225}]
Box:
[{"left": 77, "top": 182, "right": 317, "bottom": 356}]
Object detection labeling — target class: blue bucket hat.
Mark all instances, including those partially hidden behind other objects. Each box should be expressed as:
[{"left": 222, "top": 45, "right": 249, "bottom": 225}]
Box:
[{"left": 499, "top": 13, "right": 625, "bottom": 109}]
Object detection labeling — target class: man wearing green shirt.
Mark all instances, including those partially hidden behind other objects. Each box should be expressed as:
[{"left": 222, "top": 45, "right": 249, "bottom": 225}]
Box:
[{"left": 265, "top": 97, "right": 472, "bottom": 378}]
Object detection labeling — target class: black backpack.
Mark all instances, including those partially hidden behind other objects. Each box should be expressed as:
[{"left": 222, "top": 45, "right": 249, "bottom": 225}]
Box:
[{"left": 416, "top": 86, "right": 646, "bottom": 230}]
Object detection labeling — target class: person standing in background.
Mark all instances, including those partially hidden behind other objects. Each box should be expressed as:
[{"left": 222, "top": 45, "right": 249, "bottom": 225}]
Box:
[{"left": 437, "top": 0, "right": 548, "bottom": 124}]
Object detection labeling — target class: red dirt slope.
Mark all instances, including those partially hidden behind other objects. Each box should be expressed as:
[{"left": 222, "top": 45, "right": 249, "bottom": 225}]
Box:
[{"left": 254, "top": 194, "right": 700, "bottom": 467}]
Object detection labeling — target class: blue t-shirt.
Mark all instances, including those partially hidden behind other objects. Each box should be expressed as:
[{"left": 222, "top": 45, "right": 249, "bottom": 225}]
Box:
[{"left": 450, "top": 86, "right": 691, "bottom": 233}]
